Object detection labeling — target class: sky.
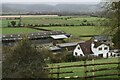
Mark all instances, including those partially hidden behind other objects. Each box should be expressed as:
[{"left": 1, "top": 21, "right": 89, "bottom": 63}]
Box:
[{"left": 2, "top": 0, "right": 101, "bottom": 3}]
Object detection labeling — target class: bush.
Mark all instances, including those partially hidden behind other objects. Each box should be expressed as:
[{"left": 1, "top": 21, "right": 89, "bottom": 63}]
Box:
[
  {"left": 83, "top": 19, "right": 87, "bottom": 22},
  {"left": 2, "top": 38, "right": 49, "bottom": 78},
  {"left": 10, "top": 21, "right": 16, "bottom": 27},
  {"left": 65, "top": 54, "right": 77, "bottom": 62}
]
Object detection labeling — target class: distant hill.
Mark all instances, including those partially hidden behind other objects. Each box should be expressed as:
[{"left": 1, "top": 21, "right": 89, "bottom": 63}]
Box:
[{"left": 2, "top": 3, "right": 105, "bottom": 15}]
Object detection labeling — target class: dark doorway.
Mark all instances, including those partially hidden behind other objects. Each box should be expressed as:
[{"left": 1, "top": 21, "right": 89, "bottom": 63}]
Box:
[
  {"left": 98, "top": 54, "right": 103, "bottom": 57},
  {"left": 106, "top": 53, "right": 108, "bottom": 58}
]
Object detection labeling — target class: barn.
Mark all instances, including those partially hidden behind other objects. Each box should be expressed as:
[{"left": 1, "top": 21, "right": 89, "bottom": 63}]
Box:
[{"left": 2, "top": 31, "right": 70, "bottom": 46}]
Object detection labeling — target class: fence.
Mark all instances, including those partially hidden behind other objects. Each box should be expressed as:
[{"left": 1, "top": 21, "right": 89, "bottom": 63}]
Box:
[{"left": 45, "top": 59, "right": 120, "bottom": 79}]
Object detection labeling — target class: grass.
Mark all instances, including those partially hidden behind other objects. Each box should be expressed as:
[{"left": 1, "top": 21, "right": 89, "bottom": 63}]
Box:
[
  {"left": 1, "top": 16, "right": 109, "bottom": 40},
  {"left": 2, "top": 27, "right": 40, "bottom": 34},
  {"left": 21, "top": 16, "right": 105, "bottom": 25},
  {"left": 1, "top": 16, "right": 106, "bottom": 27},
  {"left": 2, "top": 20, "right": 20, "bottom": 27},
  {"left": 39, "top": 26, "right": 108, "bottom": 39},
  {"left": 48, "top": 57, "right": 119, "bottom": 78}
]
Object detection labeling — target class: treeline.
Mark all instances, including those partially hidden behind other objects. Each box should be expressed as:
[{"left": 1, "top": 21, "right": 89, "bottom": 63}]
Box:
[
  {"left": 8, "top": 21, "right": 109, "bottom": 27},
  {"left": 26, "top": 23, "right": 95, "bottom": 27}
]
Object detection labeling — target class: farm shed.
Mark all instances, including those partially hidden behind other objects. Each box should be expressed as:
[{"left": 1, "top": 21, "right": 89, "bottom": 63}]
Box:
[
  {"left": 50, "top": 35, "right": 68, "bottom": 40},
  {"left": 49, "top": 46, "right": 62, "bottom": 54},
  {"left": 2, "top": 31, "right": 70, "bottom": 46},
  {"left": 56, "top": 41, "right": 85, "bottom": 52}
]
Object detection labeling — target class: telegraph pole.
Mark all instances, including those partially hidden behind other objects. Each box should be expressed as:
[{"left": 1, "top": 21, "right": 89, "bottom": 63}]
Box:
[{"left": 19, "top": 12, "right": 22, "bottom": 27}]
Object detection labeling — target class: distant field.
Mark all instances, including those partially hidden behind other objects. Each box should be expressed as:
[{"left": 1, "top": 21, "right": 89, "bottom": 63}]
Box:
[
  {"left": 48, "top": 57, "right": 119, "bottom": 78},
  {"left": 2, "top": 28, "right": 40, "bottom": 34},
  {"left": 1, "top": 16, "right": 106, "bottom": 27},
  {"left": 1, "top": 16, "right": 108, "bottom": 40},
  {"left": 39, "top": 26, "right": 108, "bottom": 37},
  {"left": 2, "top": 20, "right": 20, "bottom": 28}
]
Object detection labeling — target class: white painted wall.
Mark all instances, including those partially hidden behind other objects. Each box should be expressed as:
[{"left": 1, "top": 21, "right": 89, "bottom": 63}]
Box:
[
  {"left": 73, "top": 45, "right": 84, "bottom": 56},
  {"left": 91, "top": 43, "right": 109, "bottom": 58}
]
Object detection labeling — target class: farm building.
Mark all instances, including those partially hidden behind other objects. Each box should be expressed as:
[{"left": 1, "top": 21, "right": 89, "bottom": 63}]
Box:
[
  {"left": 2, "top": 31, "right": 70, "bottom": 46},
  {"left": 49, "top": 41, "right": 85, "bottom": 54},
  {"left": 91, "top": 35, "right": 112, "bottom": 46},
  {"left": 73, "top": 39, "right": 113, "bottom": 58},
  {"left": 49, "top": 46, "right": 62, "bottom": 54},
  {"left": 56, "top": 41, "right": 85, "bottom": 52}
]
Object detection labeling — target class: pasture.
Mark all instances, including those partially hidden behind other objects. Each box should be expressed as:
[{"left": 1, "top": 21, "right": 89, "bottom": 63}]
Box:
[
  {"left": 2, "top": 28, "right": 40, "bottom": 34},
  {"left": 39, "top": 26, "right": 108, "bottom": 40},
  {"left": 1, "top": 16, "right": 106, "bottom": 27},
  {"left": 1, "top": 15, "right": 109, "bottom": 40},
  {"left": 48, "top": 57, "right": 119, "bottom": 78}
]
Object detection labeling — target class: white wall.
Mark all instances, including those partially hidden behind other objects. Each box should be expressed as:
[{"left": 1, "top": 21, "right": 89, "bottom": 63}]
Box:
[
  {"left": 73, "top": 45, "right": 84, "bottom": 56},
  {"left": 91, "top": 43, "right": 109, "bottom": 58}
]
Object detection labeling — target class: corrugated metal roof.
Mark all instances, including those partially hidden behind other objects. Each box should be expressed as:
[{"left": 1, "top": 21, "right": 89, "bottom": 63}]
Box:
[
  {"left": 49, "top": 46, "right": 61, "bottom": 51},
  {"left": 57, "top": 41, "right": 85, "bottom": 47},
  {"left": 2, "top": 31, "right": 68, "bottom": 41},
  {"left": 93, "top": 36, "right": 111, "bottom": 41},
  {"left": 50, "top": 35, "right": 68, "bottom": 39}
]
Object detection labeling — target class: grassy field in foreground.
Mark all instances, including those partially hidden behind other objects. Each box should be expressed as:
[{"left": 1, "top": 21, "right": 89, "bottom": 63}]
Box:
[
  {"left": 48, "top": 58, "right": 119, "bottom": 78},
  {"left": 2, "top": 28, "right": 40, "bottom": 34}
]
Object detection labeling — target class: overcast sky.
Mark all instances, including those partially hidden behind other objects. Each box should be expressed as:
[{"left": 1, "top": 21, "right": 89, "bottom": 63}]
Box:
[{"left": 2, "top": 0, "right": 101, "bottom": 3}]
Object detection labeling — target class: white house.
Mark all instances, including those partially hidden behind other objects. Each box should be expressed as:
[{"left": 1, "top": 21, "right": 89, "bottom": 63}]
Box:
[
  {"left": 91, "top": 41, "right": 110, "bottom": 58},
  {"left": 73, "top": 44, "right": 84, "bottom": 56},
  {"left": 73, "top": 41, "right": 93, "bottom": 57},
  {"left": 73, "top": 40, "right": 111, "bottom": 58}
]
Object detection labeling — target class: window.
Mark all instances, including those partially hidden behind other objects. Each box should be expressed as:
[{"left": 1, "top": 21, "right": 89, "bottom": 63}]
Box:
[
  {"left": 104, "top": 47, "right": 108, "bottom": 50},
  {"left": 75, "top": 52, "right": 78, "bottom": 56},
  {"left": 78, "top": 47, "right": 80, "bottom": 50},
  {"left": 80, "top": 54, "right": 83, "bottom": 56},
  {"left": 98, "top": 47, "right": 102, "bottom": 50}
]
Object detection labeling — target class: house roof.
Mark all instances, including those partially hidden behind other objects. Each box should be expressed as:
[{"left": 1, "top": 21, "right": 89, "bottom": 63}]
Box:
[
  {"left": 2, "top": 31, "right": 69, "bottom": 41},
  {"left": 92, "top": 35, "right": 111, "bottom": 41},
  {"left": 50, "top": 34, "right": 68, "bottom": 39},
  {"left": 93, "top": 41, "right": 103, "bottom": 48},
  {"left": 78, "top": 40, "right": 93, "bottom": 55},
  {"left": 57, "top": 41, "right": 85, "bottom": 48},
  {"left": 78, "top": 39, "right": 109, "bottom": 55}
]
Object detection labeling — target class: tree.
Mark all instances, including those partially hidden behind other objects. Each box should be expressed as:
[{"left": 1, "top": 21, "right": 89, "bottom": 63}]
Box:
[
  {"left": 18, "top": 21, "right": 21, "bottom": 27},
  {"left": 106, "top": 1, "right": 120, "bottom": 48},
  {"left": 2, "top": 38, "right": 49, "bottom": 78},
  {"left": 10, "top": 21, "right": 16, "bottom": 27},
  {"left": 8, "top": 21, "right": 11, "bottom": 27}
]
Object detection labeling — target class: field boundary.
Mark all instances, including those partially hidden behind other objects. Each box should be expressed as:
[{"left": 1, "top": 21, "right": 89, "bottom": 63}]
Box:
[{"left": 45, "top": 59, "right": 120, "bottom": 79}]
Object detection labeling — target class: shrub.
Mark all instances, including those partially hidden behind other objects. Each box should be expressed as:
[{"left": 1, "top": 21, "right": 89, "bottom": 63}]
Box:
[
  {"left": 83, "top": 19, "right": 87, "bottom": 22},
  {"left": 2, "top": 38, "right": 49, "bottom": 78},
  {"left": 10, "top": 21, "right": 16, "bottom": 27}
]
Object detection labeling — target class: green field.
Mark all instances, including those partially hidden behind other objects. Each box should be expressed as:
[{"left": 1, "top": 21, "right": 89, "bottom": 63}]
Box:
[
  {"left": 1, "top": 16, "right": 109, "bottom": 40},
  {"left": 39, "top": 26, "right": 108, "bottom": 37},
  {"left": 21, "top": 16, "right": 104, "bottom": 25},
  {"left": 1, "top": 16, "right": 106, "bottom": 27},
  {"left": 2, "top": 28, "right": 40, "bottom": 34},
  {"left": 2, "top": 26, "right": 108, "bottom": 41},
  {"left": 48, "top": 58, "right": 119, "bottom": 78},
  {"left": 2, "top": 20, "right": 20, "bottom": 28}
]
